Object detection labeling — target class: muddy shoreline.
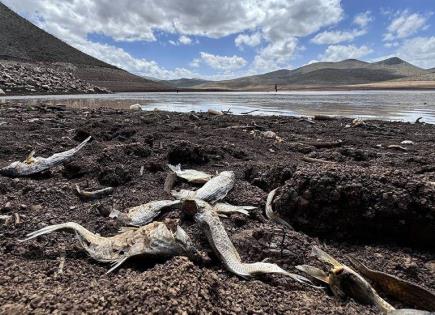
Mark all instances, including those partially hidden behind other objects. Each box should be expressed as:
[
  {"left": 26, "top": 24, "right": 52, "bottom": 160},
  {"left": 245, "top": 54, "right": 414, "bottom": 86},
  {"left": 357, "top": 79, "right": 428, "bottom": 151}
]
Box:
[{"left": 0, "top": 102, "right": 433, "bottom": 314}]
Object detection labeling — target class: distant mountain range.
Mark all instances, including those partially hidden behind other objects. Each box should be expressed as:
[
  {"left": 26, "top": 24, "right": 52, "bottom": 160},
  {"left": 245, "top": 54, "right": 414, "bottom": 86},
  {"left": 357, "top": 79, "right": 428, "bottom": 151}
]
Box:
[
  {"left": 163, "top": 57, "right": 434, "bottom": 90},
  {"left": 0, "top": 2, "right": 170, "bottom": 92}
]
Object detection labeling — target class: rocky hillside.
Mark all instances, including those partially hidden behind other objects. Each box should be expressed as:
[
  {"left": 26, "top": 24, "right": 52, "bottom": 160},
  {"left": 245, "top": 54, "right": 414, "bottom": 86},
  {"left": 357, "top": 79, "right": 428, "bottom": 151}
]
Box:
[
  {"left": 0, "top": 3, "right": 170, "bottom": 93},
  {"left": 0, "top": 61, "right": 110, "bottom": 95}
]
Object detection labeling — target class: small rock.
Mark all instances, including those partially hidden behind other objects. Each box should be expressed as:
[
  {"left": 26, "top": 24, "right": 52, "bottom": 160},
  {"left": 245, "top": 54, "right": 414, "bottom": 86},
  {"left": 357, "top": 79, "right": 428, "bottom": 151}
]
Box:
[
  {"left": 262, "top": 131, "right": 277, "bottom": 139},
  {"left": 130, "top": 104, "right": 142, "bottom": 111},
  {"left": 401, "top": 140, "right": 414, "bottom": 145},
  {"left": 207, "top": 109, "right": 223, "bottom": 116}
]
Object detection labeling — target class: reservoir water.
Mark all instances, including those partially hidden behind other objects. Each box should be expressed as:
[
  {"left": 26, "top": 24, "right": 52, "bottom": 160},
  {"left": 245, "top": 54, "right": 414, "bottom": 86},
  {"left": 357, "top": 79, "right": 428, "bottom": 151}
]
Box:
[{"left": 2, "top": 90, "right": 435, "bottom": 123}]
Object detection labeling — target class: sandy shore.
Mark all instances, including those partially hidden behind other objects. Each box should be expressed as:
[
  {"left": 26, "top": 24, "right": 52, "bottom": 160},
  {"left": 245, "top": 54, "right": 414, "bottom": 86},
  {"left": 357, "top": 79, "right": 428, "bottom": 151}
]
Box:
[{"left": 0, "top": 102, "right": 433, "bottom": 314}]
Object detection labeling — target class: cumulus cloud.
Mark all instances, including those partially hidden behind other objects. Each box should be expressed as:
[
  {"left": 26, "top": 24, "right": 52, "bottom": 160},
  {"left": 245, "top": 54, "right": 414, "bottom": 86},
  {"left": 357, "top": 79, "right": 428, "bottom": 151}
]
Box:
[
  {"left": 353, "top": 11, "right": 373, "bottom": 28},
  {"left": 235, "top": 32, "right": 262, "bottom": 48},
  {"left": 311, "top": 29, "right": 366, "bottom": 45},
  {"left": 396, "top": 36, "right": 435, "bottom": 68},
  {"left": 170, "top": 35, "right": 193, "bottom": 45},
  {"left": 252, "top": 38, "right": 298, "bottom": 72},
  {"left": 319, "top": 44, "right": 373, "bottom": 62},
  {"left": 384, "top": 10, "right": 429, "bottom": 42},
  {"left": 198, "top": 52, "right": 247, "bottom": 71}
]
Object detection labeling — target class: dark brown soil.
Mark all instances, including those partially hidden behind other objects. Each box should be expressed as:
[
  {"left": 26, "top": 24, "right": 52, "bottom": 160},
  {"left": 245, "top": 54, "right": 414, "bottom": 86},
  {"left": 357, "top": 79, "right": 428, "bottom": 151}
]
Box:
[{"left": 0, "top": 102, "right": 433, "bottom": 314}]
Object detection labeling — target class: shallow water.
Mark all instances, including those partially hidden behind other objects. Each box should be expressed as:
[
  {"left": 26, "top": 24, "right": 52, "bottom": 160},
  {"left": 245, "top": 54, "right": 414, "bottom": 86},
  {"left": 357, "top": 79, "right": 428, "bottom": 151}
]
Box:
[{"left": 2, "top": 90, "right": 435, "bottom": 123}]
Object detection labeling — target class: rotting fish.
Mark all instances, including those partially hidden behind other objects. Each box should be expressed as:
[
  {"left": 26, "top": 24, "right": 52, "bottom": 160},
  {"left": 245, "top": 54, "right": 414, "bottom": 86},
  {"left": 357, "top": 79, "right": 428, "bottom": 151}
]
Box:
[
  {"left": 110, "top": 200, "right": 181, "bottom": 227},
  {"left": 168, "top": 164, "right": 212, "bottom": 184},
  {"left": 265, "top": 188, "right": 293, "bottom": 229},
  {"left": 75, "top": 184, "right": 113, "bottom": 201},
  {"left": 21, "top": 221, "right": 199, "bottom": 274},
  {"left": 171, "top": 171, "right": 235, "bottom": 203},
  {"left": 347, "top": 256, "right": 435, "bottom": 312},
  {"left": 296, "top": 246, "right": 395, "bottom": 314},
  {"left": 182, "top": 199, "right": 312, "bottom": 285},
  {"left": 0, "top": 137, "right": 91, "bottom": 177},
  {"left": 213, "top": 203, "right": 256, "bottom": 216}
]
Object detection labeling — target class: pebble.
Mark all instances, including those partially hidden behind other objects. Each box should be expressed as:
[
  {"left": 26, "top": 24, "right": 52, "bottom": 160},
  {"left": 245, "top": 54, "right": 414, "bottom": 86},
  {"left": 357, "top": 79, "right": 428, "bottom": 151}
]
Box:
[
  {"left": 129, "top": 104, "right": 142, "bottom": 111},
  {"left": 401, "top": 140, "right": 414, "bottom": 145}
]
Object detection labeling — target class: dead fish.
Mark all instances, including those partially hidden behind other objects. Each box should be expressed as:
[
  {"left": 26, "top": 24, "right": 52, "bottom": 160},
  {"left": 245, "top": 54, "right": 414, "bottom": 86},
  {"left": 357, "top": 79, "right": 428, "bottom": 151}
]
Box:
[
  {"left": 213, "top": 203, "right": 256, "bottom": 216},
  {"left": 388, "top": 310, "right": 433, "bottom": 315},
  {"left": 75, "top": 184, "right": 113, "bottom": 201},
  {"left": 172, "top": 171, "right": 235, "bottom": 203},
  {"left": 265, "top": 188, "right": 293, "bottom": 229},
  {"left": 182, "top": 199, "right": 312, "bottom": 284},
  {"left": 348, "top": 256, "right": 435, "bottom": 312},
  {"left": 167, "top": 164, "right": 212, "bottom": 184},
  {"left": 296, "top": 246, "right": 395, "bottom": 314},
  {"left": 0, "top": 137, "right": 91, "bottom": 177},
  {"left": 110, "top": 200, "right": 181, "bottom": 226},
  {"left": 21, "top": 221, "right": 199, "bottom": 273}
]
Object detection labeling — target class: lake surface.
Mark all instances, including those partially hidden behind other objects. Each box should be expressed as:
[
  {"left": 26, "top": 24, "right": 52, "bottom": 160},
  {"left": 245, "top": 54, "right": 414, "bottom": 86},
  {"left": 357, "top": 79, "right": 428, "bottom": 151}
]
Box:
[{"left": 2, "top": 90, "right": 435, "bottom": 123}]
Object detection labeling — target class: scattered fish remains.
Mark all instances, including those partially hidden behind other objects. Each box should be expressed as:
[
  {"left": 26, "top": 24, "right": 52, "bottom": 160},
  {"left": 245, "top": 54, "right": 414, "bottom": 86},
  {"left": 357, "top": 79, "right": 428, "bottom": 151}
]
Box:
[
  {"left": 171, "top": 171, "right": 235, "bottom": 203},
  {"left": 168, "top": 164, "right": 212, "bottom": 184},
  {"left": 110, "top": 200, "right": 181, "bottom": 226},
  {"left": 297, "top": 246, "right": 395, "bottom": 313},
  {"left": 348, "top": 256, "right": 435, "bottom": 312},
  {"left": 0, "top": 137, "right": 91, "bottom": 177},
  {"left": 22, "top": 221, "right": 199, "bottom": 273},
  {"left": 182, "top": 199, "right": 311, "bottom": 284}
]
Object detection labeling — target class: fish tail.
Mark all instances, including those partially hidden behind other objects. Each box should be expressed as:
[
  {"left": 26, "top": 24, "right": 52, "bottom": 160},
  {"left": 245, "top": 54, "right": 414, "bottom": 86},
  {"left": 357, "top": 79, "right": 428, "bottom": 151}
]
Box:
[
  {"left": 106, "top": 256, "right": 130, "bottom": 274},
  {"left": 20, "top": 222, "right": 94, "bottom": 242},
  {"left": 76, "top": 136, "right": 92, "bottom": 151}
]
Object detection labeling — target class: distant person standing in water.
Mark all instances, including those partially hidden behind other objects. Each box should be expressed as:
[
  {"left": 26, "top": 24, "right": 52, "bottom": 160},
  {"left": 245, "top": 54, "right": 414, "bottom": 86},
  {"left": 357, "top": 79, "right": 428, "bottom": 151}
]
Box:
[{"left": 275, "top": 84, "right": 278, "bottom": 93}]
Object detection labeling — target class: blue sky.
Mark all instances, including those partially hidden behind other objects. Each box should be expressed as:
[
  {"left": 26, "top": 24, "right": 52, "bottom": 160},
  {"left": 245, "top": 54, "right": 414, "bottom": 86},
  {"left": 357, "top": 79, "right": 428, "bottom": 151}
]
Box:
[{"left": 3, "top": 0, "right": 435, "bottom": 80}]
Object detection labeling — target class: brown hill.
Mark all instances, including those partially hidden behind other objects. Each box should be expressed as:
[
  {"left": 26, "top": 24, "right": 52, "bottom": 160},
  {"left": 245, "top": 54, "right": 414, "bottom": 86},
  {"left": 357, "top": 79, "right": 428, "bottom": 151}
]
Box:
[{"left": 192, "top": 58, "right": 429, "bottom": 90}]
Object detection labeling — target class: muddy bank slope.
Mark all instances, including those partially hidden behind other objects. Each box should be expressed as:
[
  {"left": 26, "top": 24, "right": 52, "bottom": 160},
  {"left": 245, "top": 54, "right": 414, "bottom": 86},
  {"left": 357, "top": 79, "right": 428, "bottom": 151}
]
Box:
[{"left": 0, "top": 102, "right": 433, "bottom": 314}]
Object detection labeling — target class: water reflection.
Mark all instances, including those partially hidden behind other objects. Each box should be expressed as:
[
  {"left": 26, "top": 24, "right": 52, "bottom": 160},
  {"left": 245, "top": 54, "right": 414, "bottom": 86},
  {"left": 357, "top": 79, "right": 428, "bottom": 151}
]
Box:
[{"left": 1, "top": 91, "right": 434, "bottom": 123}]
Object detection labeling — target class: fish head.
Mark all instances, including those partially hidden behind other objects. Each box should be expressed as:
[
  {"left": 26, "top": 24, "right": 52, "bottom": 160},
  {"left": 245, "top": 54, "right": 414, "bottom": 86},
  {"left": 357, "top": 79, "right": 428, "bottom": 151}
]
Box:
[
  {"left": 0, "top": 162, "right": 21, "bottom": 177},
  {"left": 329, "top": 266, "right": 376, "bottom": 305}
]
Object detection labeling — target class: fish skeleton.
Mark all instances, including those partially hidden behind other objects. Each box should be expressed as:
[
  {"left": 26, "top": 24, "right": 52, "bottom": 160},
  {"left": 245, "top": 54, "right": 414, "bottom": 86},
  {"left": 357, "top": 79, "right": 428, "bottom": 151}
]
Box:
[
  {"left": 182, "top": 199, "right": 311, "bottom": 284},
  {"left": 171, "top": 171, "right": 235, "bottom": 203},
  {"left": 0, "top": 137, "right": 91, "bottom": 177},
  {"left": 21, "top": 221, "right": 199, "bottom": 273},
  {"left": 265, "top": 188, "right": 293, "bottom": 229},
  {"left": 110, "top": 200, "right": 181, "bottom": 227},
  {"left": 296, "top": 246, "right": 395, "bottom": 314},
  {"left": 168, "top": 164, "right": 212, "bottom": 184}
]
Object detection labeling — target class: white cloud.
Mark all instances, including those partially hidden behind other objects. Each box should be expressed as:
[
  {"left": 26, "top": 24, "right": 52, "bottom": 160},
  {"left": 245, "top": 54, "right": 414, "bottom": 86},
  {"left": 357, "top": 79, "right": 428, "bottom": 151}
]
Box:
[
  {"left": 198, "top": 52, "right": 247, "bottom": 71},
  {"left": 252, "top": 38, "right": 298, "bottom": 72},
  {"left": 235, "top": 32, "right": 262, "bottom": 48},
  {"left": 396, "top": 36, "right": 435, "bottom": 68},
  {"left": 384, "top": 10, "right": 429, "bottom": 42},
  {"left": 178, "top": 35, "right": 192, "bottom": 45},
  {"left": 169, "top": 35, "right": 193, "bottom": 45},
  {"left": 353, "top": 11, "right": 373, "bottom": 28},
  {"left": 319, "top": 44, "right": 373, "bottom": 62},
  {"left": 311, "top": 29, "right": 366, "bottom": 45}
]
